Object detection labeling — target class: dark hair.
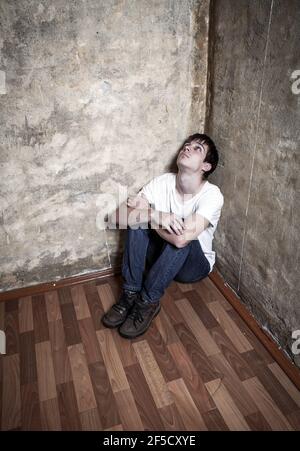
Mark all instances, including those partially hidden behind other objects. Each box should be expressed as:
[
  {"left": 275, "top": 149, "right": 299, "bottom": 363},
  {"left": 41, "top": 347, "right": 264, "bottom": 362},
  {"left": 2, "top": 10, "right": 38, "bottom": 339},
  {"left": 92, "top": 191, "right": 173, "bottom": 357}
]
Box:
[{"left": 183, "top": 133, "right": 219, "bottom": 179}]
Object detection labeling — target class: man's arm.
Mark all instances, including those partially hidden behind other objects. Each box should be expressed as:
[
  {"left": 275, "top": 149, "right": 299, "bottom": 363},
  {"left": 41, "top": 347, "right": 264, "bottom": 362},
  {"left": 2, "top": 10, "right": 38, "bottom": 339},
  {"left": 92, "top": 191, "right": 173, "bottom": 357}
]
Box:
[
  {"left": 106, "top": 194, "right": 186, "bottom": 249},
  {"left": 106, "top": 200, "right": 152, "bottom": 229},
  {"left": 171, "top": 213, "right": 210, "bottom": 248},
  {"left": 152, "top": 226, "right": 181, "bottom": 247}
]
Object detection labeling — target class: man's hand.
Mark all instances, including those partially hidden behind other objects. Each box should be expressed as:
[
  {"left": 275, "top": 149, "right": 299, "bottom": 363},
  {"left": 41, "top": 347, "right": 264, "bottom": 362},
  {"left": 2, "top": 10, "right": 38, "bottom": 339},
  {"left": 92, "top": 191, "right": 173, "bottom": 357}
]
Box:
[
  {"left": 150, "top": 210, "right": 185, "bottom": 235},
  {"left": 154, "top": 213, "right": 210, "bottom": 248},
  {"left": 126, "top": 195, "right": 149, "bottom": 210}
]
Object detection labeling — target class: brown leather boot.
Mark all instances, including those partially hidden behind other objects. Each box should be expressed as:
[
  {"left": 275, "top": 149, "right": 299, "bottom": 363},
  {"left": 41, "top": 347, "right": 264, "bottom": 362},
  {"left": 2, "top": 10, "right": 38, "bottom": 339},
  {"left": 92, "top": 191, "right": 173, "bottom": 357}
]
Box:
[
  {"left": 118, "top": 296, "right": 161, "bottom": 339},
  {"left": 101, "top": 289, "right": 140, "bottom": 328}
]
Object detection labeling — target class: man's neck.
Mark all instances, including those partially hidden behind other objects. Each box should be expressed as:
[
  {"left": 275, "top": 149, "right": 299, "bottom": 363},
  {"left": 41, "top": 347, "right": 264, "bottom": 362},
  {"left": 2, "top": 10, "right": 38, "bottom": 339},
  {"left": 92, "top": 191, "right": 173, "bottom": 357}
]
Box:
[{"left": 176, "top": 169, "right": 207, "bottom": 199}]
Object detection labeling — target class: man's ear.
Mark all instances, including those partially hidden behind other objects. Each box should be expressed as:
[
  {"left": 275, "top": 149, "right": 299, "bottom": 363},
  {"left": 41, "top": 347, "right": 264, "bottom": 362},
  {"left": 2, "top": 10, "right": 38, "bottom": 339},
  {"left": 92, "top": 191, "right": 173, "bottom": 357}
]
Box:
[{"left": 202, "top": 161, "right": 212, "bottom": 173}]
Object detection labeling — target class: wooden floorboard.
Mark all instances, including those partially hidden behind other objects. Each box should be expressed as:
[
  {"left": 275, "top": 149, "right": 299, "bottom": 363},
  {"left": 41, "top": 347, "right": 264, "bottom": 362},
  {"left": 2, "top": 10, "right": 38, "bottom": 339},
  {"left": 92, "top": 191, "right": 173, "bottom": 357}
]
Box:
[{"left": 0, "top": 277, "right": 299, "bottom": 430}]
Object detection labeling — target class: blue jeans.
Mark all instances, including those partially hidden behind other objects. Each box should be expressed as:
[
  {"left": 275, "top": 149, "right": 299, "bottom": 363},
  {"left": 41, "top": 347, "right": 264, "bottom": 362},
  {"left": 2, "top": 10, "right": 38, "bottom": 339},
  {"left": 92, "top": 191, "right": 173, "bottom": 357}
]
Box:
[{"left": 121, "top": 227, "right": 211, "bottom": 303}]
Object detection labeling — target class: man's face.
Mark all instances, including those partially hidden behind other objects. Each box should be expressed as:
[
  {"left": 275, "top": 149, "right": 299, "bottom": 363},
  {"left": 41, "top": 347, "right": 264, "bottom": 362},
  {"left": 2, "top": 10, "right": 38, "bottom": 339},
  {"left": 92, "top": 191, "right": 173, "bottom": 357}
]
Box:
[{"left": 176, "top": 139, "right": 212, "bottom": 175}]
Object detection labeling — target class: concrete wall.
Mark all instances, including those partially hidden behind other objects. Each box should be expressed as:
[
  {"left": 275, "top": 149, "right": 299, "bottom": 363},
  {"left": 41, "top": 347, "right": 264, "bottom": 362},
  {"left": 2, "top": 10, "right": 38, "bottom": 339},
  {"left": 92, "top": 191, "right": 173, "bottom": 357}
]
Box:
[
  {"left": 0, "top": 0, "right": 210, "bottom": 291},
  {"left": 206, "top": 0, "right": 300, "bottom": 365}
]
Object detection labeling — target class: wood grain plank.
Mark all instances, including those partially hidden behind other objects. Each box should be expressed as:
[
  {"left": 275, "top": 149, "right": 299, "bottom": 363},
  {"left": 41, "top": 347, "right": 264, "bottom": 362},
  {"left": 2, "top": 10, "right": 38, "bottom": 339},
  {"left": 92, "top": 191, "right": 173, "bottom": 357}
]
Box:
[
  {"left": 89, "top": 360, "right": 121, "bottom": 429},
  {"left": 21, "top": 382, "right": 42, "bottom": 430},
  {"left": 68, "top": 343, "right": 97, "bottom": 413},
  {"left": 57, "top": 381, "right": 81, "bottom": 431},
  {"left": 174, "top": 322, "right": 221, "bottom": 383},
  {"left": 205, "top": 378, "right": 250, "bottom": 431},
  {"left": 197, "top": 277, "right": 233, "bottom": 311},
  {"left": 146, "top": 322, "right": 181, "bottom": 382},
  {"left": 242, "top": 377, "right": 293, "bottom": 431},
  {"left": 45, "top": 291, "right": 62, "bottom": 322},
  {"left": 176, "top": 298, "right": 220, "bottom": 356},
  {"left": 35, "top": 341, "right": 57, "bottom": 402},
  {"left": 2, "top": 354, "right": 21, "bottom": 430},
  {"left": 227, "top": 308, "right": 274, "bottom": 364},
  {"left": 110, "top": 328, "right": 138, "bottom": 368},
  {"left": 133, "top": 340, "right": 173, "bottom": 409},
  {"left": 242, "top": 350, "right": 298, "bottom": 415},
  {"left": 114, "top": 389, "right": 144, "bottom": 431},
  {"left": 244, "top": 411, "right": 272, "bottom": 431},
  {"left": 5, "top": 299, "right": 18, "bottom": 312},
  {"left": 268, "top": 361, "right": 300, "bottom": 408},
  {"left": 97, "top": 283, "right": 116, "bottom": 313},
  {"left": 185, "top": 290, "right": 219, "bottom": 329},
  {"left": 71, "top": 285, "right": 91, "bottom": 320},
  {"left": 96, "top": 329, "right": 129, "bottom": 393},
  {"left": 209, "top": 353, "right": 258, "bottom": 417},
  {"left": 161, "top": 291, "right": 184, "bottom": 325},
  {"left": 80, "top": 408, "right": 102, "bottom": 431},
  {"left": 57, "top": 286, "right": 73, "bottom": 305},
  {"left": 48, "top": 319, "right": 72, "bottom": 385},
  {"left": 175, "top": 282, "right": 194, "bottom": 292},
  {"left": 60, "top": 302, "right": 81, "bottom": 346},
  {"left": 32, "top": 295, "right": 49, "bottom": 343},
  {"left": 167, "top": 281, "right": 185, "bottom": 300},
  {"left": 209, "top": 325, "right": 255, "bottom": 381},
  {"left": 84, "top": 282, "right": 105, "bottom": 331},
  {"left": 202, "top": 408, "right": 229, "bottom": 431},
  {"left": 286, "top": 409, "right": 300, "bottom": 430},
  {"left": 154, "top": 307, "right": 179, "bottom": 345},
  {"left": 158, "top": 403, "right": 186, "bottom": 431},
  {"left": 0, "top": 301, "right": 4, "bottom": 330},
  {"left": 5, "top": 308, "right": 19, "bottom": 355},
  {"left": 20, "top": 331, "right": 37, "bottom": 385},
  {"left": 167, "top": 378, "right": 208, "bottom": 430},
  {"left": 207, "top": 301, "right": 253, "bottom": 353},
  {"left": 104, "top": 424, "right": 123, "bottom": 431},
  {"left": 195, "top": 277, "right": 232, "bottom": 308},
  {"left": 78, "top": 317, "right": 102, "bottom": 365},
  {"left": 40, "top": 397, "right": 62, "bottom": 430},
  {"left": 168, "top": 340, "right": 215, "bottom": 413},
  {"left": 19, "top": 296, "right": 33, "bottom": 333},
  {"left": 125, "top": 363, "right": 164, "bottom": 431}
]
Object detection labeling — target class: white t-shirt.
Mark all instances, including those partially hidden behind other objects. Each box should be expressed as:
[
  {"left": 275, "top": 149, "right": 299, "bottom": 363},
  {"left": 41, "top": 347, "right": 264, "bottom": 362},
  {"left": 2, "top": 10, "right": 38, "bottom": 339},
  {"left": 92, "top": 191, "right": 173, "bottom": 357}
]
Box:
[{"left": 137, "top": 172, "right": 224, "bottom": 273}]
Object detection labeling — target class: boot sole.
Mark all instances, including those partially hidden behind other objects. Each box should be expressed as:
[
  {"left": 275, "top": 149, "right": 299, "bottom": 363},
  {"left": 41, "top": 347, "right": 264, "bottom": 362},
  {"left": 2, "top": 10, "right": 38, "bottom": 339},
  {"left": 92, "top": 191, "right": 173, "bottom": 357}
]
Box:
[{"left": 118, "top": 304, "right": 161, "bottom": 339}]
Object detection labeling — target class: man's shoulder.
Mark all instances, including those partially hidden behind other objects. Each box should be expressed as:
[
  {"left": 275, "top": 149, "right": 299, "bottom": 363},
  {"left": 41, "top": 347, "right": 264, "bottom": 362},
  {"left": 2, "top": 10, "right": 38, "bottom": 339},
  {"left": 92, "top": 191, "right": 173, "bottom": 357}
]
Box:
[{"left": 204, "top": 181, "right": 224, "bottom": 202}]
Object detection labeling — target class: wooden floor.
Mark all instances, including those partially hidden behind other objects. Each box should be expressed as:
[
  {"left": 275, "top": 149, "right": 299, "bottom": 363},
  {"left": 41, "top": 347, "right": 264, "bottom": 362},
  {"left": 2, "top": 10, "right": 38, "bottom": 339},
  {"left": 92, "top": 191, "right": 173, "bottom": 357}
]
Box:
[{"left": 0, "top": 274, "right": 300, "bottom": 431}]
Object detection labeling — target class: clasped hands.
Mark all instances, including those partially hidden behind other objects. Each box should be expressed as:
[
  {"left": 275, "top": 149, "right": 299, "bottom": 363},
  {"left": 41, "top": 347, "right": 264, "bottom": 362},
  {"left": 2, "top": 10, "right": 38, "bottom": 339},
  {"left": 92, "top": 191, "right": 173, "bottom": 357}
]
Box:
[{"left": 126, "top": 195, "right": 185, "bottom": 236}]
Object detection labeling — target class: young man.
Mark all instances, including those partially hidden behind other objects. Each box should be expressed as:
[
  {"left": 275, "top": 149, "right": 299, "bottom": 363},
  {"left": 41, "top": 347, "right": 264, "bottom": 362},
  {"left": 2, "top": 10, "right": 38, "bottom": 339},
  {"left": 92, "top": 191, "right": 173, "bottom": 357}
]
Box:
[{"left": 102, "top": 133, "right": 224, "bottom": 339}]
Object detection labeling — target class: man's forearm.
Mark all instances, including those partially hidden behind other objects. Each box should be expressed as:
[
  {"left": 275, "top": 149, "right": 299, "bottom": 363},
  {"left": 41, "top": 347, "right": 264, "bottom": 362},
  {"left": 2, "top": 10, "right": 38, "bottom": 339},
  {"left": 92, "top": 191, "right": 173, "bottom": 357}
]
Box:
[
  {"left": 153, "top": 227, "right": 179, "bottom": 247},
  {"left": 107, "top": 203, "right": 153, "bottom": 228},
  {"left": 107, "top": 205, "right": 180, "bottom": 249}
]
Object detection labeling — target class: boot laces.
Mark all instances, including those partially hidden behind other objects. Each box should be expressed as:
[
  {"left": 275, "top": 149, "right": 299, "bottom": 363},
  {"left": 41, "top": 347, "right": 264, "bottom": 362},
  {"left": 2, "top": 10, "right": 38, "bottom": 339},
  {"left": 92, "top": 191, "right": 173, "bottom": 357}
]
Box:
[
  {"left": 112, "top": 303, "right": 127, "bottom": 314},
  {"left": 127, "top": 303, "right": 144, "bottom": 325}
]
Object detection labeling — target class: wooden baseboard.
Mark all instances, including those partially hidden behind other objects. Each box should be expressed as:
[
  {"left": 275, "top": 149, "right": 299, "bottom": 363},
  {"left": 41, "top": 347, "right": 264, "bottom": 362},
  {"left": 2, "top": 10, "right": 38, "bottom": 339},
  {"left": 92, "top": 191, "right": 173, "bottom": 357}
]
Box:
[
  {"left": 209, "top": 268, "right": 300, "bottom": 391},
  {"left": 0, "top": 265, "right": 122, "bottom": 302},
  {"left": 1, "top": 264, "right": 299, "bottom": 390}
]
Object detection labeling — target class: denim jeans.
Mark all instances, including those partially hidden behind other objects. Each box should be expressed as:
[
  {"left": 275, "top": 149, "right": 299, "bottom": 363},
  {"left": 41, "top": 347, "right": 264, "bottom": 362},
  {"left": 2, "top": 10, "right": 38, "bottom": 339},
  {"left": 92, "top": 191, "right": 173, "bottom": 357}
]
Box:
[{"left": 121, "top": 226, "right": 211, "bottom": 304}]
